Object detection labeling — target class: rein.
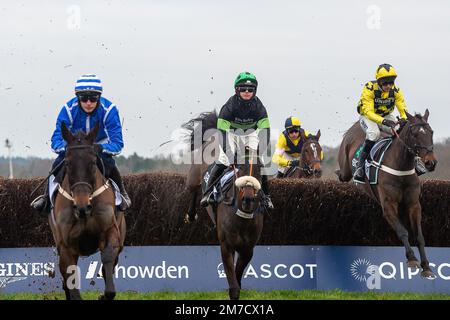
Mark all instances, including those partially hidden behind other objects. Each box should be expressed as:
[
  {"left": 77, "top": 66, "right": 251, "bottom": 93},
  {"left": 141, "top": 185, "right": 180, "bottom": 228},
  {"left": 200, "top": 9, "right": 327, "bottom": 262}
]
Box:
[
  {"left": 300, "top": 138, "right": 321, "bottom": 176},
  {"left": 392, "top": 123, "right": 433, "bottom": 157}
]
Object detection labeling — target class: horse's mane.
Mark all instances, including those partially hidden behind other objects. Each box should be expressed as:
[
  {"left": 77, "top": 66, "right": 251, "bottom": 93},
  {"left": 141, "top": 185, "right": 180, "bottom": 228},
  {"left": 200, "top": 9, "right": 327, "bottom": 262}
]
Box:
[
  {"left": 181, "top": 110, "right": 218, "bottom": 151},
  {"left": 343, "top": 121, "right": 364, "bottom": 145}
]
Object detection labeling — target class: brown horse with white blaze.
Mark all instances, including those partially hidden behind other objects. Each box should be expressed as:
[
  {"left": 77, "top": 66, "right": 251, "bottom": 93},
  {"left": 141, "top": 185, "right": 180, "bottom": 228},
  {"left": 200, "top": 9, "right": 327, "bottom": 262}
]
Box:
[{"left": 284, "top": 130, "right": 323, "bottom": 179}]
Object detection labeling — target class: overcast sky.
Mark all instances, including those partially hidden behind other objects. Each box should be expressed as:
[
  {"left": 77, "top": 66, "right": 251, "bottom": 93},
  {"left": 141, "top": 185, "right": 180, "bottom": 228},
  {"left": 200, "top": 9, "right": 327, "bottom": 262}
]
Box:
[{"left": 1, "top": 0, "right": 449, "bottom": 159}]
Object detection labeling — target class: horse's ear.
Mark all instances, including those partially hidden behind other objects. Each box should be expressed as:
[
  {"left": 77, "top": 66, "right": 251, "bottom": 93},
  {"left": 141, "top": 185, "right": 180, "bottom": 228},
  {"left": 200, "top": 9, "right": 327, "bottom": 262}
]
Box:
[
  {"left": 423, "top": 109, "right": 430, "bottom": 122},
  {"left": 86, "top": 122, "right": 100, "bottom": 144},
  {"left": 406, "top": 111, "right": 414, "bottom": 121},
  {"left": 61, "top": 122, "right": 73, "bottom": 143},
  {"left": 316, "top": 130, "right": 321, "bottom": 140}
]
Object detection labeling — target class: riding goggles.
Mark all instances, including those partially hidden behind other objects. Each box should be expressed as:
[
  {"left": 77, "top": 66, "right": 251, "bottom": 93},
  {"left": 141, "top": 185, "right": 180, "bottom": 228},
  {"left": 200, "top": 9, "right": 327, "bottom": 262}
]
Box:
[
  {"left": 237, "top": 86, "right": 256, "bottom": 93},
  {"left": 78, "top": 94, "right": 100, "bottom": 103}
]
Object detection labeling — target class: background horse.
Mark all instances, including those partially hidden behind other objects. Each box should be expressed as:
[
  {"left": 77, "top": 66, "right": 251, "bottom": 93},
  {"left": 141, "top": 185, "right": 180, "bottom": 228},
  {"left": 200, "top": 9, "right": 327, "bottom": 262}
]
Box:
[
  {"left": 182, "top": 111, "right": 264, "bottom": 299},
  {"left": 336, "top": 110, "right": 437, "bottom": 278},
  {"left": 183, "top": 111, "right": 221, "bottom": 223},
  {"left": 284, "top": 130, "right": 323, "bottom": 179},
  {"left": 49, "top": 122, "right": 126, "bottom": 300}
]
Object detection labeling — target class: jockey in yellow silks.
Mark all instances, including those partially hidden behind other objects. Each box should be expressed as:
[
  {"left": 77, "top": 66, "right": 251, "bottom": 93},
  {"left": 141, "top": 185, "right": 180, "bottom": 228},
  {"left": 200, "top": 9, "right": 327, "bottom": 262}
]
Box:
[
  {"left": 272, "top": 116, "right": 312, "bottom": 178},
  {"left": 353, "top": 63, "right": 409, "bottom": 182}
]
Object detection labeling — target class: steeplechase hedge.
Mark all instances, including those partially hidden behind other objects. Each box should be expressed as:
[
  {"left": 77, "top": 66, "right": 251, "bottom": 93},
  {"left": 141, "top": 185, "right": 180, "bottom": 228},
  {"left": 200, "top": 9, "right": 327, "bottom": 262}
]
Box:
[{"left": 0, "top": 173, "right": 449, "bottom": 247}]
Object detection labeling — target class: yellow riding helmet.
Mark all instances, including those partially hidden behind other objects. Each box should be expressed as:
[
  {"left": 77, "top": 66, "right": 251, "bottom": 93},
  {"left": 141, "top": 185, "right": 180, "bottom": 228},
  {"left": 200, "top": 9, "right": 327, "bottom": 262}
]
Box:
[
  {"left": 375, "top": 64, "right": 398, "bottom": 81},
  {"left": 285, "top": 116, "right": 301, "bottom": 129}
]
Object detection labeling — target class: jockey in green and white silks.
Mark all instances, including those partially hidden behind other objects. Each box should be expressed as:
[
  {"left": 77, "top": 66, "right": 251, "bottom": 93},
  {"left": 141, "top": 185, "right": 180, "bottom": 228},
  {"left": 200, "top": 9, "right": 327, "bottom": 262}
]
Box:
[{"left": 200, "top": 71, "right": 273, "bottom": 210}]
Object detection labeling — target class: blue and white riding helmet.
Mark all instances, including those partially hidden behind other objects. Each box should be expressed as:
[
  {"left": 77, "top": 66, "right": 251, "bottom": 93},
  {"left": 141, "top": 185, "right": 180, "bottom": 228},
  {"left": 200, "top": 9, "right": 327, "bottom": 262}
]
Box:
[{"left": 74, "top": 74, "right": 103, "bottom": 94}]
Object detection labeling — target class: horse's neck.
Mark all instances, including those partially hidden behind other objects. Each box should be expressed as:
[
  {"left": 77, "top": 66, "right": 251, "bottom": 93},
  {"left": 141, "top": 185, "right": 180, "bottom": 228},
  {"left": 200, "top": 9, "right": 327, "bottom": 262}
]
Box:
[
  {"left": 385, "top": 135, "right": 415, "bottom": 170},
  {"left": 94, "top": 168, "right": 107, "bottom": 188}
]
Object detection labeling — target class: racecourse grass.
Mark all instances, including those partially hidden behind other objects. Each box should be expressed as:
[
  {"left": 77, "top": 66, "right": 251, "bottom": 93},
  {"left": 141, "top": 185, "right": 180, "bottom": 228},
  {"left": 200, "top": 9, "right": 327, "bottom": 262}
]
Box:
[{"left": 1, "top": 289, "right": 450, "bottom": 300}]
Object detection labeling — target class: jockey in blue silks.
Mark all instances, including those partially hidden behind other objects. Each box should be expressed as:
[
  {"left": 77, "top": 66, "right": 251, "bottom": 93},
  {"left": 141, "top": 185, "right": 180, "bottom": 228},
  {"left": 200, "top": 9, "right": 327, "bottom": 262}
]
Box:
[{"left": 30, "top": 74, "right": 131, "bottom": 213}]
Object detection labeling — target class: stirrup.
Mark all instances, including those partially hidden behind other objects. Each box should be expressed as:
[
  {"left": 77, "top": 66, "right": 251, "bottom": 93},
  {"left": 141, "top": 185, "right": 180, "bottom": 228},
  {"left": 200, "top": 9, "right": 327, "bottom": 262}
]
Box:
[
  {"left": 200, "top": 192, "right": 214, "bottom": 207},
  {"left": 118, "top": 194, "right": 131, "bottom": 211},
  {"left": 263, "top": 195, "right": 274, "bottom": 211},
  {"left": 30, "top": 195, "right": 46, "bottom": 210}
]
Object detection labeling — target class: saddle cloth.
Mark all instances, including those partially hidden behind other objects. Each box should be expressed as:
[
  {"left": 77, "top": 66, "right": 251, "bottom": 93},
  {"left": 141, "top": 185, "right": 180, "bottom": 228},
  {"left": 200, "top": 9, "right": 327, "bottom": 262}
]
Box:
[
  {"left": 352, "top": 137, "right": 393, "bottom": 184},
  {"left": 201, "top": 165, "right": 237, "bottom": 205}
]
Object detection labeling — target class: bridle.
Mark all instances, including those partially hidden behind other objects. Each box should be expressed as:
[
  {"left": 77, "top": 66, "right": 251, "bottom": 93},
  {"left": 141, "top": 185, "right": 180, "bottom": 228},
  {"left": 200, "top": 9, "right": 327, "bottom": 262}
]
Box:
[
  {"left": 392, "top": 121, "right": 434, "bottom": 157},
  {"left": 300, "top": 138, "right": 322, "bottom": 176},
  {"left": 58, "top": 144, "right": 110, "bottom": 203}
]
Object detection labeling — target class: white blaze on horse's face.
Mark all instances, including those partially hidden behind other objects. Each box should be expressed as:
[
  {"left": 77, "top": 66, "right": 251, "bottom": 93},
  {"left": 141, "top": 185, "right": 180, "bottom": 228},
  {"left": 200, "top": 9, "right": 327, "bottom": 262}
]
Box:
[
  {"left": 310, "top": 143, "right": 318, "bottom": 159},
  {"left": 419, "top": 127, "right": 426, "bottom": 135}
]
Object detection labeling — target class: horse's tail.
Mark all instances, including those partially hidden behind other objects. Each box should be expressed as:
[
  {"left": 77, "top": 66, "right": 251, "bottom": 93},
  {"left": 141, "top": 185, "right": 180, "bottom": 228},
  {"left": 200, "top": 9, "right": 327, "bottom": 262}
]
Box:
[{"left": 181, "top": 110, "right": 218, "bottom": 151}]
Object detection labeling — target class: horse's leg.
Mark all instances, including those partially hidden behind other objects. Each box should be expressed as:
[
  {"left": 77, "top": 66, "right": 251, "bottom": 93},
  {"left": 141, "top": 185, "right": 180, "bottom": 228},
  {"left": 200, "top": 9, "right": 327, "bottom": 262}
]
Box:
[
  {"left": 58, "top": 246, "right": 81, "bottom": 300},
  {"left": 235, "top": 248, "right": 253, "bottom": 289},
  {"left": 381, "top": 200, "right": 418, "bottom": 264},
  {"left": 220, "top": 243, "right": 239, "bottom": 300},
  {"left": 185, "top": 186, "right": 199, "bottom": 223},
  {"left": 408, "top": 202, "right": 436, "bottom": 279},
  {"left": 99, "top": 226, "right": 121, "bottom": 300}
]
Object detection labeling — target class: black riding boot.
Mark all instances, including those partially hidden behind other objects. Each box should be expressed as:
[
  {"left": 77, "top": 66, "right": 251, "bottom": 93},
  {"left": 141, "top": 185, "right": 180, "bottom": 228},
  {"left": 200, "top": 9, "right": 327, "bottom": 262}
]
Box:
[
  {"left": 30, "top": 162, "right": 65, "bottom": 215},
  {"left": 109, "top": 166, "right": 131, "bottom": 211},
  {"left": 353, "top": 139, "right": 375, "bottom": 182},
  {"left": 30, "top": 182, "right": 51, "bottom": 214},
  {"left": 200, "top": 163, "right": 226, "bottom": 207},
  {"left": 261, "top": 175, "right": 274, "bottom": 211}
]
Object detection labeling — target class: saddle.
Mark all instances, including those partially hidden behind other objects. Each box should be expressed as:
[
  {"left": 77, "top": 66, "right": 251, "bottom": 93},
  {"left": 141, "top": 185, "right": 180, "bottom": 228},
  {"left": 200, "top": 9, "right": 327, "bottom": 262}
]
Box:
[{"left": 352, "top": 137, "right": 393, "bottom": 185}]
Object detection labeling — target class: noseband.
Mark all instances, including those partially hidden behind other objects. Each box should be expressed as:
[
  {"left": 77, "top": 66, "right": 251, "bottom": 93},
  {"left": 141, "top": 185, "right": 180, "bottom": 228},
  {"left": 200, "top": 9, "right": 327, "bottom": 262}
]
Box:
[{"left": 301, "top": 140, "right": 322, "bottom": 176}]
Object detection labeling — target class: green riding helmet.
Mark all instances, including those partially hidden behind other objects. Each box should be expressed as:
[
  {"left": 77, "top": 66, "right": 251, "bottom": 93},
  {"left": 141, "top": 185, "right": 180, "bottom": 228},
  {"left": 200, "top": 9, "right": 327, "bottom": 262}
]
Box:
[{"left": 234, "top": 71, "right": 258, "bottom": 88}]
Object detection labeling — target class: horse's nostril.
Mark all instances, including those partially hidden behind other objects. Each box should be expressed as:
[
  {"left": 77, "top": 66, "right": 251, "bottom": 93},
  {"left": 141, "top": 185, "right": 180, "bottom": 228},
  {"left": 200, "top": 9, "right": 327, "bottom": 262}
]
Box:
[
  {"left": 72, "top": 205, "right": 77, "bottom": 210},
  {"left": 87, "top": 204, "right": 93, "bottom": 211}
]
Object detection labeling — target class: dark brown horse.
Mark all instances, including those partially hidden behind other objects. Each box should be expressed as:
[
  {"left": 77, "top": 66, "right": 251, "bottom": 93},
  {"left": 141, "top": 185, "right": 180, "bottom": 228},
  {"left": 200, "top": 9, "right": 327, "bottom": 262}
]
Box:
[
  {"left": 49, "top": 122, "right": 126, "bottom": 300},
  {"left": 336, "top": 110, "right": 437, "bottom": 279},
  {"left": 183, "top": 111, "right": 220, "bottom": 223},
  {"left": 182, "top": 112, "right": 264, "bottom": 299},
  {"left": 207, "top": 156, "right": 263, "bottom": 300},
  {"left": 284, "top": 130, "right": 323, "bottom": 179}
]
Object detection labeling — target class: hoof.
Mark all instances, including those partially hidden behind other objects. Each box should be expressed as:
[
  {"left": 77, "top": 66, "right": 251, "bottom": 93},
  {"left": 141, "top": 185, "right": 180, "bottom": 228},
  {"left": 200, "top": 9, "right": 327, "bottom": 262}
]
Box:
[
  {"left": 228, "top": 288, "right": 240, "bottom": 300},
  {"left": 407, "top": 260, "right": 420, "bottom": 269},
  {"left": 184, "top": 213, "right": 198, "bottom": 224},
  {"left": 421, "top": 270, "right": 436, "bottom": 280},
  {"left": 98, "top": 291, "right": 116, "bottom": 300}
]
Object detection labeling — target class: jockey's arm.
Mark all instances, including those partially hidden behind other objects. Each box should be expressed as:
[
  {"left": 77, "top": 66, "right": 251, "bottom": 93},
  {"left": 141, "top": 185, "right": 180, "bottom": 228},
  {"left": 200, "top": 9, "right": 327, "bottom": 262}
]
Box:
[
  {"left": 272, "top": 134, "right": 290, "bottom": 167},
  {"left": 99, "top": 106, "right": 124, "bottom": 156},
  {"left": 360, "top": 83, "right": 385, "bottom": 124},
  {"left": 256, "top": 116, "right": 270, "bottom": 155},
  {"left": 217, "top": 107, "right": 232, "bottom": 154},
  {"left": 394, "top": 86, "right": 407, "bottom": 119},
  {"left": 51, "top": 105, "right": 71, "bottom": 154}
]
